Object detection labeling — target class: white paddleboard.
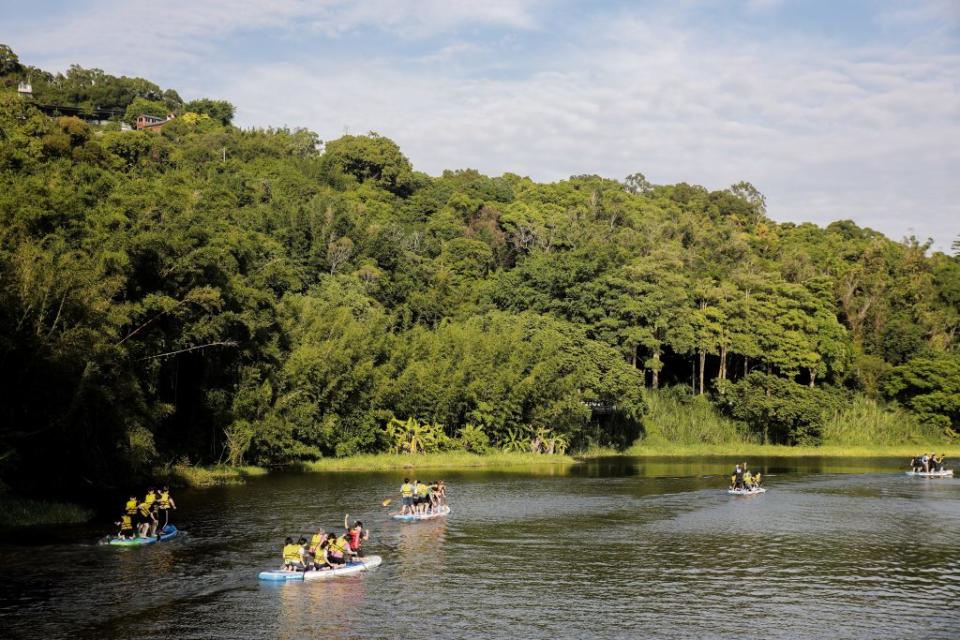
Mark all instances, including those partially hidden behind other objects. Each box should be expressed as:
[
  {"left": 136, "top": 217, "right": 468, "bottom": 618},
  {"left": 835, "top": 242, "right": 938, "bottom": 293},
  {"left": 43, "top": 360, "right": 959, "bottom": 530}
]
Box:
[
  {"left": 391, "top": 505, "right": 450, "bottom": 521},
  {"left": 304, "top": 555, "right": 382, "bottom": 581},
  {"left": 905, "top": 470, "right": 953, "bottom": 477},
  {"left": 728, "top": 487, "right": 767, "bottom": 496},
  {"left": 259, "top": 555, "right": 382, "bottom": 581}
]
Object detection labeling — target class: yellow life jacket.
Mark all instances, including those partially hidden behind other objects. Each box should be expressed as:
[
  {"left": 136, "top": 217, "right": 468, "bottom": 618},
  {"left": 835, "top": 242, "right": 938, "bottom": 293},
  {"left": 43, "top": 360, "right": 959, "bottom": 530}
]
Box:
[
  {"left": 282, "top": 544, "right": 302, "bottom": 564},
  {"left": 401, "top": 483, "right": 413, "bottom": 497},
  {"left": 120, "top": 515, "right": 133, "bottom": 530},
  {"left": 158, "top": 491, "right": 171, "bottom": 509},
  {"left": 754, "top": 473, "right": 762, "bottom": 485},
  {"left": 327, "top": 537, "right": 347, "bottom": 556},
  {"left": 137, "top": 502, "right": 152, "bottom": 517},
  {"left": 124, "top": 499, "right": 138, "bottom": 515},
  {"left": 417, "top": 483, "right": 429, "bottom": 496},
  {"left": 144, "top": 491, "right": 156, "bottom": 507},
  {"left": 310, "top": 533, "right": 323, "bottom": 551}
]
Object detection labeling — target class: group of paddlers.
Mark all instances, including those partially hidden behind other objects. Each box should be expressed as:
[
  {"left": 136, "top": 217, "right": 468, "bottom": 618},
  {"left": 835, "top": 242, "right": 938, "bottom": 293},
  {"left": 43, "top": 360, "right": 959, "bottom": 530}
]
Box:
[
  {"left": 730, "top": 463, "right": 762, "bottom": 491},
  {"left": 910, "top": 453, "right": 947, "bottom": 473},
  {"left": 399, "top": 478, "right": 446, "bottom": 515},
  {"left": 116, "top": 486, "right": 177, "bottom": 539},
  {"left": 281, "top": 520, "right": 369, "bottom": 571}
]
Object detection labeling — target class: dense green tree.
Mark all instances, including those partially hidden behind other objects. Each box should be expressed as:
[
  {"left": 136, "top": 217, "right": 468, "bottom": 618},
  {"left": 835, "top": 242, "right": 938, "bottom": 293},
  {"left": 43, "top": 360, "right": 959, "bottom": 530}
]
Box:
[
  {"left": 885, "top": 355, "right": 960, "bottom": 434},
  {"left": 184, "top": 98, "right": 235, "bottom": 125},
  {"left": 0, "top": 51, "right": 957, "bottom": 494}
]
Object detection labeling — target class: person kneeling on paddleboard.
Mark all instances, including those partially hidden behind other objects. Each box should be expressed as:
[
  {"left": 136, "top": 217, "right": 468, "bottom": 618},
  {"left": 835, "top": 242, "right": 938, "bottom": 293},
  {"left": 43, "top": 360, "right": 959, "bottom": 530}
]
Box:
[
  {"left": 308, "top": 528, "right": 325, "bottom": 560},
  {"left": 733, "top": 465, "right": 744, "bottom": 490},
  {"left": 115, "top": 513, "right": 135, "bottom": 540},
  {"left": 322, "top": 532, "right": 354, "bottom": 568},
  {"left": 347, "top": 521, "right": 369, "bottom": 557},
  {"left": 282, "top": 537, "right": 305, "bottom": 571}
]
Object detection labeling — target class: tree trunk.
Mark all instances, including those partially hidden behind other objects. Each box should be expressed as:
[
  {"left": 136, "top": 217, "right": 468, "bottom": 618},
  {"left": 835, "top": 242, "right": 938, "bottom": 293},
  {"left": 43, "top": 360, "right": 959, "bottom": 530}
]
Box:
[
  {"left": 698, "top": 349, "right": 706, "bottom": 395},
  {"left": 651, "top": 350, "right": 660, "bottom": 389},
  {"left": 809, "top": 369, "right": 816, "bottom": 388},
  {"left": 718, "top": 345, "right": 727, "bottom": 381}
]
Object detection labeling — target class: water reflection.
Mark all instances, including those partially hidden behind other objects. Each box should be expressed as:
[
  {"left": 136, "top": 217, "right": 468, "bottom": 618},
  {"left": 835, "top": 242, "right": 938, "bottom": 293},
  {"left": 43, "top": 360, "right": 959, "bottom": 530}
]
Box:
[{"left": 1, "top": 457, "right": 958, "bottom": 640}]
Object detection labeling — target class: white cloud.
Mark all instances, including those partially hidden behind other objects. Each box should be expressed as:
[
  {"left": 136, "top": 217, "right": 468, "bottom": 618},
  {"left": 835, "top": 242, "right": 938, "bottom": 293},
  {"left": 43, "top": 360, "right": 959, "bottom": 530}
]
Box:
[
  {"left": 7, "top": 0, "right": 543, "bottom": 67},
  {"left": 6, "top": 0, "right": 959, "bottom": 250}
]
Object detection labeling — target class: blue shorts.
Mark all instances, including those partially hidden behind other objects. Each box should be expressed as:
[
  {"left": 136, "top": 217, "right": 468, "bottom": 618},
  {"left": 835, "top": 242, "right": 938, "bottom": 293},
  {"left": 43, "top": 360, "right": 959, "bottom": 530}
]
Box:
[{"left": 402, "top": 496, "right": 413, "bottom": 506}]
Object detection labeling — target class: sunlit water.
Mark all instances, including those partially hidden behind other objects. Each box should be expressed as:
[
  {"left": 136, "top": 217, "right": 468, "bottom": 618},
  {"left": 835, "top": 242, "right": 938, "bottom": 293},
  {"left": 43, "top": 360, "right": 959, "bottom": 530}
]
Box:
[{"left": 1, "top": 457, "right": 958, "bottom": 639}]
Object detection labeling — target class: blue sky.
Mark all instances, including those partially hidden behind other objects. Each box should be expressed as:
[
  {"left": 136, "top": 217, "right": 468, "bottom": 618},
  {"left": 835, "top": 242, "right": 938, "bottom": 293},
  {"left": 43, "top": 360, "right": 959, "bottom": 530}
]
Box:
[{"left": 2, "top": 0, "right": 958, "bottom": 251}]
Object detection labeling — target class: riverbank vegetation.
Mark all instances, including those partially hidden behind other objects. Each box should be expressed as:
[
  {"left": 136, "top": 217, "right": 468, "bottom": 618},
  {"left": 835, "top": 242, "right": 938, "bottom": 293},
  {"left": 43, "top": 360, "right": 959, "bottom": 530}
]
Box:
[
  {"left": 0, "top": 495, "right": 94, "bottom": 528},
  {"left": 156, "top": 462, "right": 268, "bottom": 488},
  {"left": 1, "top": 46, "right": 958, "bottom": 498},
  {"left": 302, "top": 451, "right": 577, "bottom": 473}
]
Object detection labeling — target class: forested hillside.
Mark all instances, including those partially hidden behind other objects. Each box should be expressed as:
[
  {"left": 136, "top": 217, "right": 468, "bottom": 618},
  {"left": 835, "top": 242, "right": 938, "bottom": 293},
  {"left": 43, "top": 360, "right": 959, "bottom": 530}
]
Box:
[{"left": 1, "top": 48, "right": 958, "bottom": 493}]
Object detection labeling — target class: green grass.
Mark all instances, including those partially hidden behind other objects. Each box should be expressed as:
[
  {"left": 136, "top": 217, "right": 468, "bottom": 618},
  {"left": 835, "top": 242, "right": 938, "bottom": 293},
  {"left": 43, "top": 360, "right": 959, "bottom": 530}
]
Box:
[
  {"left": 301, "top": 450, "right": 577, "bottom": 473},
  {"left": 626, "top": 389, "right": 953, "bottom": 456},
  {"left": 0, "top": 496, "right": 94, "bottom": 528},
  {"left": 157, "top": 462, "right": 269, "bottom": 488},
  {"left": 640, "top": 391, "right": 749, "bottom": 446},
  {"left": 624, "top": 442, "right": 960, "bottom": 458},
  {"left": 820, "top": 396, "right": 942, "bottom": 446}
]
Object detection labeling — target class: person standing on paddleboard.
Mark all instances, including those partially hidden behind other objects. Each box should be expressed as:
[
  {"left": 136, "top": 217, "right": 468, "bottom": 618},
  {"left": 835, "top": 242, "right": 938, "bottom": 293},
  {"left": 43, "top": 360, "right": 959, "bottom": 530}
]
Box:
[
  {"left": 156, "top": 486, "right": 176, "bottom": 530},
  {"left": 400, "top": 478, "right": 414, "bottom": 515}
]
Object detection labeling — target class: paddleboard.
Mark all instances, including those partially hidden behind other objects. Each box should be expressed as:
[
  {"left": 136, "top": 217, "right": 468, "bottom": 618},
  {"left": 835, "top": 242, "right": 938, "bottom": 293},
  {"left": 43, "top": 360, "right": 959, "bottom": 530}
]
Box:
[
  {"left": 108, "top": 524, "right": 178, "bottom": 546},
  {"left": 258, "top": 556, "right": 382, "bottom": 582},
  {"left": 727, "top": 487, "right": 766, "bottom": 496},
  {"left": 305, "top": 555, "right": 382, "bottom": 581},
  {"left": 905, "top": 470, "right": 953, "bottom": 477},
  {"left": 390, "top": 505, "right": 450, "bottom": 521}
]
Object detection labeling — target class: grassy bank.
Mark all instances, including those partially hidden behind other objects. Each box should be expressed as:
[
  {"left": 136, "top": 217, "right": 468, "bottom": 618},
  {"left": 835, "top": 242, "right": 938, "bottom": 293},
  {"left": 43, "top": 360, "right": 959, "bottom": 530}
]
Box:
[
  {"left": 0, "top": 495, "right": 94, "bottom": 528},
  {"left": 631, "top": 390, "right": 954, "bottom": 457},
  {"left": 301, "top": 451, "right": 577, "bottom": 473},
  {"left": 157, "top": 462, "right": 269, "bottom": 488},
  {"left": 624, "top": 443, "right": 960, "bottom": 458}
]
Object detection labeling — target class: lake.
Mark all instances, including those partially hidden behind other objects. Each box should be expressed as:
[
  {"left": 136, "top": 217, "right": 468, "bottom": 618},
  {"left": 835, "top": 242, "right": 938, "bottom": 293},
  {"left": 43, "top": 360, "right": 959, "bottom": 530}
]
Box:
[{"left": 1, "top": 457, "right": 958, "bottom": 639}]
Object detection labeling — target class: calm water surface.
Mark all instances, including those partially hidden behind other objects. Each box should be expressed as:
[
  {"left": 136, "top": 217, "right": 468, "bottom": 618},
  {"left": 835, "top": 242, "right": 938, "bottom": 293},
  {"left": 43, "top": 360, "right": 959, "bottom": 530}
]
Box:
[{"left": 1, "top": 457, "right": 958, "bottom": 639}]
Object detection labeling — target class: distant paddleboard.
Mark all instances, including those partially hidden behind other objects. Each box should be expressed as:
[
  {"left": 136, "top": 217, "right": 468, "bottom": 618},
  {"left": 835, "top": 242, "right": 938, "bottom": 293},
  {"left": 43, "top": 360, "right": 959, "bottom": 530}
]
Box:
[
  {"left": 727, "top": 487, "right": 766, "bottom": 496},
  {"left": 905, "top": 470, "right": 953, "bottom": 477},
  {"left": 390, "top": 505, "right": 450, "bottom": 521}
]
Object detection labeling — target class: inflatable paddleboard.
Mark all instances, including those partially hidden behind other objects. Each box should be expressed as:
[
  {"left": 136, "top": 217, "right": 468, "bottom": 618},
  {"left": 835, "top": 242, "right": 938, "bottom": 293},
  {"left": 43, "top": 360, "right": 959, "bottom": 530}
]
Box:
[
  {"left": 727, "top": 487, "right": 766, "bottom": 496},
  {"left": 905, "top": 469, "right": 953, "bottom": 477},
  {"left": 390, "top": 505, "right": 450, "bottom": 521},
  {"left": 258, "top": 555, "right": 382, "bottom": 582},
  {"left": 305, "top": 555, "right": 382, "bottom": 581},
  {"left": 108, "top": 524, "right": 178, "bottom": 546}
]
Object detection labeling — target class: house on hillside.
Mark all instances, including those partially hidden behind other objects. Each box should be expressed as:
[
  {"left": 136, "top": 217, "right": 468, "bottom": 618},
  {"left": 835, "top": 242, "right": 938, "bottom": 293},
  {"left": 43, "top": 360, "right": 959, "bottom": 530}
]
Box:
[
  {"left": 136, "top": 113, "right": 175, "bottom": 131},
  {"left": 17, "top": 81, "right": 32, "bottom": 97}
]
